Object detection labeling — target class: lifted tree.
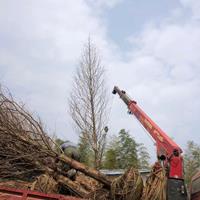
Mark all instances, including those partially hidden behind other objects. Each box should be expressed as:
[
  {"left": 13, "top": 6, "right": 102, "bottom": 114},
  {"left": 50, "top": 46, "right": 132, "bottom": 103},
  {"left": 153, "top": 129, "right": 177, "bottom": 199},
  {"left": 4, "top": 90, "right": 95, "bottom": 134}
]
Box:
[{"left": 69, "top": 39, "right": 109, "bottom": 169}]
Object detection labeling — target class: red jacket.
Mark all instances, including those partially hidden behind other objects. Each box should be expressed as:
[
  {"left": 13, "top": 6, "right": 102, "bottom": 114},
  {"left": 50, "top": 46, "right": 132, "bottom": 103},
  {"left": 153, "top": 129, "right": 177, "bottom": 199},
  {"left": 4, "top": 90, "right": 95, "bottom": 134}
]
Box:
[{"left": 169, "top": 156, "right": 183, "bottom": 179}]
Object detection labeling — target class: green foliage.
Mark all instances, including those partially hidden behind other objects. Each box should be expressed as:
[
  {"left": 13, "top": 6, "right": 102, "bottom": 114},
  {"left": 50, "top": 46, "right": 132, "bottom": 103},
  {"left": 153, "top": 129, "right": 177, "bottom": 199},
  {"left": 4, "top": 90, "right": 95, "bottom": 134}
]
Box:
[
  {"left": 104, "top": 129, "right": 147, "bottom": 169},
  {"left": 104, "top": 148, "right": 118, "bottom": 169},
  {"left": 103, "top": 136, "right": 118, "bottom": 169},
  {"left": 184, "top": 140, "right": 200, "bottom": 185},
  {"left": 117, "top": 129, "right": 139, "bottom": 169},
  {"left": 78, "top": 133, "right": 93, "bottom": 166},
  {"left": 137, "top": 143, "right": 150, "bottom": 169}
]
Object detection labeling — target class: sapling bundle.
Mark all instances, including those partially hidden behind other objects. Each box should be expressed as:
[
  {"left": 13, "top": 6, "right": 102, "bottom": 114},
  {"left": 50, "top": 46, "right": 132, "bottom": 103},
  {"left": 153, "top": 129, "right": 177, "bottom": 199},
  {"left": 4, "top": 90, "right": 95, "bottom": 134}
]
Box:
[
  {"left": 141, "top": 168, "right": 166, "bottom": 200},
  {"left": 0, "top": 89, "right": 57, "bottom": 181},
  {"left": 111, "top": 167, "right": 143, "bottom": 200}
]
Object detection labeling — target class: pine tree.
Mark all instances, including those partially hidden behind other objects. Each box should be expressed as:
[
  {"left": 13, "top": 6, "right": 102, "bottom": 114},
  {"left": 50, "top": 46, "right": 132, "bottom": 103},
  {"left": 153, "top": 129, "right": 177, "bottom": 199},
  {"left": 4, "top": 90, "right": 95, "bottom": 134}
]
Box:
[
  {"left": 104, "top": 130, "right": 139, "bottom": 169},
  {"left": 117, "top": 129, "right": 138, "bottom": 169},
  {"left": 137, "top": 143, "right": 150, "bottom": 169}
]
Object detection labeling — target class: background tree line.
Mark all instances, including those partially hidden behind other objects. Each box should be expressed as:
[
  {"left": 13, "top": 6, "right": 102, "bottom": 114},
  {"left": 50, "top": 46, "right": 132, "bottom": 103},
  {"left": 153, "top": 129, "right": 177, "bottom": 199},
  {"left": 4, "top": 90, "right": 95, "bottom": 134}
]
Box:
[
  {"left": 56, "top": 135, "right": 200, "bottom": 186},
  {"left": 55, "top": 128, "right": 150, "bottom": 170},
  {"left": 77, "top": 128, "right": 150, "bottom": 170}
]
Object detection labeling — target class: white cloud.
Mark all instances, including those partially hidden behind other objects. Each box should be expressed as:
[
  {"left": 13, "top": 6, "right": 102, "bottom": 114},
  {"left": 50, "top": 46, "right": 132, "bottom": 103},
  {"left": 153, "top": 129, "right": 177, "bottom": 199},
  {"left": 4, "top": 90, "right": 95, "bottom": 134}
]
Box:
[{"left": 0, "top": 0, "right": 199, "bottom": 162}]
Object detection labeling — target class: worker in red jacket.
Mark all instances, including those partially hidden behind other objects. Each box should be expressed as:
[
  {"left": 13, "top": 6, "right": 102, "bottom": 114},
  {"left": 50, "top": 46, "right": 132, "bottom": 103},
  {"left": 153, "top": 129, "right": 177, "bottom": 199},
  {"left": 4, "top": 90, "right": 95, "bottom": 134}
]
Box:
[{"left": 169, "top": 149, "right": 183, "bottom": 179}]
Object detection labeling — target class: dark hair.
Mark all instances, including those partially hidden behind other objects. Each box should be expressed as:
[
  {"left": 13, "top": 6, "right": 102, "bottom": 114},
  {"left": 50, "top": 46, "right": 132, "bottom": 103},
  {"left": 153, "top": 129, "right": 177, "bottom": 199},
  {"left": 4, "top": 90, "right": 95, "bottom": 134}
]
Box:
[{"left": 173, "top": 149, "right": 179, "bottom": 157}]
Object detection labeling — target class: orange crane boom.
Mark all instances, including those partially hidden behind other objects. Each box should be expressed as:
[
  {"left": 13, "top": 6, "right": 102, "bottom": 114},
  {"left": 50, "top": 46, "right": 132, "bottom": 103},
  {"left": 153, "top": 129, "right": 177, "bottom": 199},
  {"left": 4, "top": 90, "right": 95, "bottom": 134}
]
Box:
[{"left": 113, "top": 86, "right": 188, "bottom": 200}]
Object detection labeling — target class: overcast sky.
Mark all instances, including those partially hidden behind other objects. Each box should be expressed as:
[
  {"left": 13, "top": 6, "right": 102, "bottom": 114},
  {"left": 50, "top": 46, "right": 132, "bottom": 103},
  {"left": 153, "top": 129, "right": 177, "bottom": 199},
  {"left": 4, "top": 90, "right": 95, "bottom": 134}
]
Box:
[{"left": 0, "top": 0, "right": 200, "bottom": 162}]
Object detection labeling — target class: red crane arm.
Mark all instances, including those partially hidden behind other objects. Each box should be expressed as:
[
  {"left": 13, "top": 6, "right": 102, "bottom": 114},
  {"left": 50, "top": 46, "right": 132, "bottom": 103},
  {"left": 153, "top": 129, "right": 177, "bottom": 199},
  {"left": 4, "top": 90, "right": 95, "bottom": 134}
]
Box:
[
  {"left": 129, "top": 98, "right": 182, "bottom": 157},
  {"left": 113, "top": 86, "right": 183, "bottom": 179}
]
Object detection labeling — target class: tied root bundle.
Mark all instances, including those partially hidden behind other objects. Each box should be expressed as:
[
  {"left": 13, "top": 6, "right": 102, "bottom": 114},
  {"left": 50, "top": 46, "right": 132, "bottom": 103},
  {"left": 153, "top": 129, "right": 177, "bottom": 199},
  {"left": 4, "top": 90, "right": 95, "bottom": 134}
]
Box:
[
  {"left": 111, "top": 167, "right": 143, "bottom": 200},
  {"left": 141, "top": 167, "right": 167, "bottom": 200}
]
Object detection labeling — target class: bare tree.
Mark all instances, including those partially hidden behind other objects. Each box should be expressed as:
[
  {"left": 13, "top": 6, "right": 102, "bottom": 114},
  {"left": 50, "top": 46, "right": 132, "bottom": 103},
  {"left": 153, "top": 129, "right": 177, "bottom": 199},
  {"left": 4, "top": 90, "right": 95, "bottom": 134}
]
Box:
[{"left": 69, "top": 39, "right": 109, "bottom": 169}]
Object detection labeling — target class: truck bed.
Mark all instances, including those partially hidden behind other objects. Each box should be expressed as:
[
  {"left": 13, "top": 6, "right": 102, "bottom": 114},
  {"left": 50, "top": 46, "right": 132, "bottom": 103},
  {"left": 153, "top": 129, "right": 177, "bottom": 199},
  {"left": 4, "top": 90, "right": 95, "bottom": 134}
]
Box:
[{"left": 0, "top": 186, "right": 82, "bottom": 200}]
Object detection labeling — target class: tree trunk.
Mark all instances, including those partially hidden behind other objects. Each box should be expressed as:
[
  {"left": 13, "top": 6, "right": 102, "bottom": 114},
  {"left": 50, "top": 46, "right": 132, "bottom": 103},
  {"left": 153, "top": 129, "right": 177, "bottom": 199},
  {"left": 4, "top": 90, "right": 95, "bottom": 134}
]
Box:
[
  {"left": 57, "top": 175, "right": 88, "bottom": 197},
  {"left": 59, "top": 154, "right": 111, "bottom": 189}
]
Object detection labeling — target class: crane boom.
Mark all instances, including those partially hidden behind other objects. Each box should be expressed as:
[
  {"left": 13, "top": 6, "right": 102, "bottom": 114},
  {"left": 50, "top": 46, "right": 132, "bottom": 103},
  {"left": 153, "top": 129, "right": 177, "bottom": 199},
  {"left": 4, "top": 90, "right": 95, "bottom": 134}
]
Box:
[{"left": 112, "top": 86, "right": 183, "bottom": 179}]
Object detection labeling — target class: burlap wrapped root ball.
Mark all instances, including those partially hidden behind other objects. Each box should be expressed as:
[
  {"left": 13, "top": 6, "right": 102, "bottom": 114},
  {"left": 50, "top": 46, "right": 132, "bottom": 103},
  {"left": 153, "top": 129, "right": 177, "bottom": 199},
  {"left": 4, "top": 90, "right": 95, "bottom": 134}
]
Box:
[
  {"left": 31, "top": 174, "right": 58, "bottom": 194},
  {"left": 142, "top": 168, "right": 167, "bottom": 200},
  {"left": 111, "top": 167, "right": 143, "bottom": 200}
]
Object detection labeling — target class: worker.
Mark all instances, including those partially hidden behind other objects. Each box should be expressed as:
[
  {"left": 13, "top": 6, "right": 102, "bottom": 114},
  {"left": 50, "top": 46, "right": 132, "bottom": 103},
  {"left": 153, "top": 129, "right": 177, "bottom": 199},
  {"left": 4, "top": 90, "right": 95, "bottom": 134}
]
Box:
[
  {"left": 168, "top": 149, "right": 183, "bottom": 179},
  {"left": 60, "top": 141, "right": 80, "bottom": 161},
  {"left": 60, "top": 141, "right": 80, "bottom": 181}
]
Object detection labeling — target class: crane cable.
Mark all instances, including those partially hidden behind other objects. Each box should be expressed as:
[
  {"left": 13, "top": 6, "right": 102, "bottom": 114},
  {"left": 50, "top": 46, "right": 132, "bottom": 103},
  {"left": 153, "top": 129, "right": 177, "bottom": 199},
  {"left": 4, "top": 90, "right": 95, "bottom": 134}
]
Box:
[{"left": 106, "top": 92, "right": 115, "bottom": 126}]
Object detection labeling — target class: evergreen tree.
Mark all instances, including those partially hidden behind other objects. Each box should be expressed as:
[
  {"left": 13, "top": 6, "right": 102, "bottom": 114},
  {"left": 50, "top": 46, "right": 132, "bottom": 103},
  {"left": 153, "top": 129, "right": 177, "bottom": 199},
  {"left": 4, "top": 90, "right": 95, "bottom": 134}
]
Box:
[
  {"left": 103, "top": 136, "right": 118, "bottom": 169},
  {"left": 137, "top": 143, "right": 150, "bottom": 169},
  {"left": 78, "top": 132, "right": 93, "bottom": 166},
  {"left": 104, "top": 129, "right": 139, "bottom": 169},
  {"left": 117, "top": 129, "right": 138, "bottom": 169}
]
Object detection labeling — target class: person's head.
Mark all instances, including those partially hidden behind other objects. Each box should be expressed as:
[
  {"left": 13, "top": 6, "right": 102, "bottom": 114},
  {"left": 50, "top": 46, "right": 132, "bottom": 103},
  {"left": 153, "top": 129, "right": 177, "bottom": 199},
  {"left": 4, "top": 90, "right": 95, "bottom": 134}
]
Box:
[{"left": 173, "top": 149, "right": 179, "bottom": 157}]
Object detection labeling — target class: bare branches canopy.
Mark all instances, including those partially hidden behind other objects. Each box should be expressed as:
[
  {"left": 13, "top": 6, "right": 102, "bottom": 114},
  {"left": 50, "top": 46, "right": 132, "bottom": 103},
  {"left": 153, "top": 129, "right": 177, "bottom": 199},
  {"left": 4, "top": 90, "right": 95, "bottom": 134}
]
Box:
[{"left": 69, "top": 39, "right": 109, "bottom": 169}]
